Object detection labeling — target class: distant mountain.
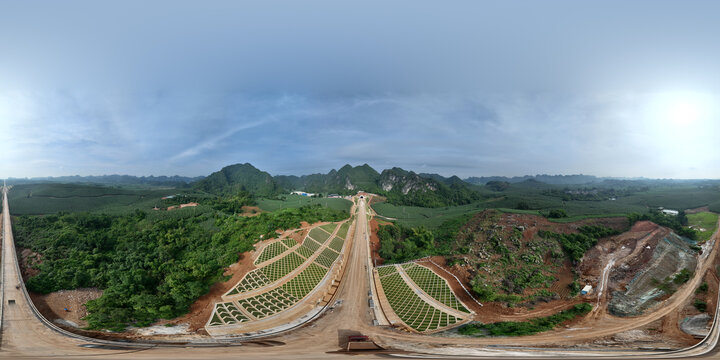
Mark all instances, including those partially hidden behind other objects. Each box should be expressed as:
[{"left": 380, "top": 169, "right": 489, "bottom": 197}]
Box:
[
  {"left": 194, "top": 163, "right": 280, "bottom": 196},
  {"left": 275, "top": 164, "right": 381, "bottom": 194},
  {"left": 465, "top": 174, "right": 600, "bottom": 185},
  {"left": 378, "top": 168, "right": 481, "bottom": 207},
  {"left": 6, "top": 174, "right": 202, "bottom": 187}
]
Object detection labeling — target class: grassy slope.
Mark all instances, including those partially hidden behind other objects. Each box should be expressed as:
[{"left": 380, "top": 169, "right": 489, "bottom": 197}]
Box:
[{"left": 688, "top": 212, "right": 720, "bottom": 242}]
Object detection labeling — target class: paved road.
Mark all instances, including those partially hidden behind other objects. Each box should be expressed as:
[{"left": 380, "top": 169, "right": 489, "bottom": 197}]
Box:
[{"left": 1, "top": 189, "right": 720, "bottom": 359}]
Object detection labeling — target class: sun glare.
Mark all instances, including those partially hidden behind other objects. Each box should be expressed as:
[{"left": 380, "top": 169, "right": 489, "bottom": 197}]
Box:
[{"left": 667, "top": 100, "right": 701, "bottom": 125}]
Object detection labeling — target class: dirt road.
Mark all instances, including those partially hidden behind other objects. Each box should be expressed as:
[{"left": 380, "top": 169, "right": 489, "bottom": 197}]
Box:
[{"left": 2, "top": 188, "right": 720, "bottom": 358}]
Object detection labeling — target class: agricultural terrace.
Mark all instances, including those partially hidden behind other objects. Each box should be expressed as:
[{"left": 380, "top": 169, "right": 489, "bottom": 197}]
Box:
[
  {"left": 208, "top": 302, "right": 250, "bottom": 326},
  {"left": 309, "top": 227, "right": 332, "bottom": 244},
  {"left": 320, "top": 223, "right": 338, "bottom": 233},
  {"left": 255, "top": 241, "right": 290, "bottom": 264},
  {"left": 336, "top": 222, "right": 350, "bottom": 239},
  {"left": 403, "top": 263, "right": 469, "bottom": 313},
  {"left": 210, "top": 222, "right": 348, "bottom": 330},
  {"left": 238, "top": 288, "right": 298, "bottom": 319},
  {"left": 376, "top": 264, "right": 470, "bottom": 332}
]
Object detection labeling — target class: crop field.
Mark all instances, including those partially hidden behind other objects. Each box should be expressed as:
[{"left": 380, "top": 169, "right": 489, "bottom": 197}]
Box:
[
  {"left": 302, "top": 237, "right": 322, "bottom": 253},
  {"left": 261, "top": 252, "right": 306, "bottom": 282},
  {"left": 226, "top": 269, "right": 271, "bottom": 295},
  {"left": 309, "top": 228, "right": 331, "bottom": 244},
  {"left": 315, "top": 248, "right": 340, "bottom": 268},
  {"left": 373, "top": 184, "right": 720, "bottom": 229},
  {"left": 336, "top": 221, "right": 350, "bottom": 239},
  {"left": 281, "top": 238, "right": 297, "bottom": 248},
  {"left": 7, "top": 183, "right": 180, "bottom": 215},
  {"left": 328, "top": 237, "right": 344, "bottom": 252},
  {"left": 404, "top": 263, "right": 469, "bottom": 313},
  {"left": 255, "top": 241, "right": 289, "bottom": 264},
  {"left": 296, "top": 245, "right": 314, "bottom": 259},
  {"left": 281, "top": 263, "right": 329, "bottom": 299},
  {"left": 256, "top": 195, "right": 352, "bottom": 213},
  {"left": 379, "top": 271, "right": 461, "bottom": 332},
  {"left": 237, "top": 288, "right": 299, "bottom": 319},
  {"left": 378, "top": 265, "right": 398, "bottom": 277},
  {"left": 320, "top": 223, "right": 338, "bottom": 233},
  {"left": 208, "top": 302, "right": 250, "bottom": 326},
  {"left": 688, "top": 212, "right": 720, "bottom": 242}
]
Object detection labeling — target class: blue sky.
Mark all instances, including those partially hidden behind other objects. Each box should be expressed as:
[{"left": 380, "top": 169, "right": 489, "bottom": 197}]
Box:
[{"left": 1, "top": 1, "right": 719, "bottom": 178}]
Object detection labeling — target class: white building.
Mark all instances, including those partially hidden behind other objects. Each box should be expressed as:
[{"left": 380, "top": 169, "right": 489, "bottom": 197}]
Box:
[{"left": 662, "top": 209, "right": 679, "bottom": 216}]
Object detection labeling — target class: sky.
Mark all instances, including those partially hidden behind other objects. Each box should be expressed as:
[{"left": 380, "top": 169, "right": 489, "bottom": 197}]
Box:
[{"left": 1, "top": 0, "right": 719, "bottom": 179}]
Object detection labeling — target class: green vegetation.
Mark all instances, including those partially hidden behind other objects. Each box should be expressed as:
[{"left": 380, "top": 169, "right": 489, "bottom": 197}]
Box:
[
  {"left": 14, "top": 204, "right": 346, "bottom": 331},
  {"left": 694, "top": 299, "right": 707, "bottom": 312},
  {"left": 8, "top": 183, "right": 179, "bottom": 215},
  {"left": 378, "top": 271, "right": 461, "bottom": 332},
  {"left": 374, "top": 183, "right": 720, "bottom": 229},
  {"left": 651, "top": 268, "right": 694, "bottom": 296},
  {"left": 547, "top": 209, "right": 568, "bottom": 218},
  {"left": 458, "top": 303, "right": 592, "bottom": 337},
  {"left": 539, "top": 226, "right": 620, "bottom": 262},
  {"left": 697, "top": 282, "right": 709, "bottom": 294},
  {"left": 628, "top": 210, "right": 697, "bottom": 240},
  {"left": 256, "top": 195, "right": 352, "bottom": 213},
  {"left": 377, "top": 214, "right": 472, "bottom": 264},
  {"left": 687, "top": 212, "right": 719, "bottom": 242}
]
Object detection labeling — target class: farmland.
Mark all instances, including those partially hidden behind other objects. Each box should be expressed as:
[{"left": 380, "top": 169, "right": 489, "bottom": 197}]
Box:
[
  {"left": 373, "top": 183, "right": 720, "bottom": 229},
  {"left": 376, "top": 265, "right": 467, "bottom": 332},
  {"left": 208, "top": 220, "right": 349, "bottom": 330},
  {"left": 687, "top": 212, "right": 720, "bottom": 242},
  {"left": 257, "top": 195, "right": 352, "bottom": 213}
]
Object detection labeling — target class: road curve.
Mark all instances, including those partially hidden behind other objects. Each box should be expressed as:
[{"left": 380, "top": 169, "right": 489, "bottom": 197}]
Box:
[{"left": 2, "top": 186, "right": 720, "bottom": 359}]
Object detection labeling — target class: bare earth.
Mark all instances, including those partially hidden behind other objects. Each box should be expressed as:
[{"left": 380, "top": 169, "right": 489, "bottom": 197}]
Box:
[{"left": 2, "top": 188, "right": 720, "bottom": 359}]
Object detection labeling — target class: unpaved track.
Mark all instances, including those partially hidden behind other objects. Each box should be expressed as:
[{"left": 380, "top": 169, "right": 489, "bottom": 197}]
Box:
[{"left": 2, "top": 188, "right": 720, "bottom": 358}]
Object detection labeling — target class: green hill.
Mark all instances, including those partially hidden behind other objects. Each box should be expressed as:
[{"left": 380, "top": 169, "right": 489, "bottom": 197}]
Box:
[{"left": 194, "top": 163, "right": 281, "bottom": 196}]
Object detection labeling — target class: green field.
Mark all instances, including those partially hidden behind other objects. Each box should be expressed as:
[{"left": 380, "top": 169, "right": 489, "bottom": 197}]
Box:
[
  {"left": 374, "top": 184, "right": 720, "bottom": 229},
  {"left": 688, "top": 212, "right": 719, "bottom": 242},
  {"left": 257, "top": 195, "right": 352, "bottom": 213},
  {"left": 7, "top": 183, "right": 190, "bottom": 215}
]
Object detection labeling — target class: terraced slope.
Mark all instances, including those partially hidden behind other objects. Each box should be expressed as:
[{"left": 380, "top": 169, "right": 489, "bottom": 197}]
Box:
[{"left": 403, "top": 263, "right": 469, "bottom": 313}]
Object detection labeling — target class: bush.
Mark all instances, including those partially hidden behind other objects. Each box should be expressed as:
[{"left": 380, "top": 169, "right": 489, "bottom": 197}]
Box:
[
  {"left": 458, "top": 303, "right": 592, "bottom": 337},
  {"left": 673, "top": 268, "right": 693, "bottom": 285},
  {"left": 694, "top": 299, "right": 707, "bottom": 312},
  {"left": 696, "top": 282, "right": 709, "bottom": 294},
  {"left": 547, "top": 209, "right": 568, "bottom": 219}
]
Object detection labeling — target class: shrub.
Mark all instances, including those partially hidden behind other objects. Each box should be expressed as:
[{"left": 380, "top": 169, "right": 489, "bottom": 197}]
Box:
[{"left": 694, "top": 299, "right": 707, "bottom": 312}]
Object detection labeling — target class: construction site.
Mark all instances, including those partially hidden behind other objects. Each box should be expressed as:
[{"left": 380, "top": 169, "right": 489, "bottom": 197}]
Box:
[{"left": 2, "top": 188, "right": 720, "bottom": 359}]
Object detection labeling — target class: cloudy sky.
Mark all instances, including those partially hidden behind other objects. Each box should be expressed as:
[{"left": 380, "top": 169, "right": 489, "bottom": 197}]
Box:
[{"left": 1, "top": 0, "right": 719, "bottom": 179}]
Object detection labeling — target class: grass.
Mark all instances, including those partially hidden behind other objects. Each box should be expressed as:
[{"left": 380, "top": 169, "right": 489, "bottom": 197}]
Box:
[
  {"left": 257, "top": 195, "right": 352, "bottom": 213},
  {"left": 687, "top": 212, "right": 719, "bottom": 242}
]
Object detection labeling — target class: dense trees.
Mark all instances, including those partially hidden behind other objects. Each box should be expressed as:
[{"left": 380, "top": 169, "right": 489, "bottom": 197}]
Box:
[
  {"left": 539, "top": 225, "right": 619, "bottom": 262},
  {"left": 14, "top": 204, "right": 346, "bottom": 331},
  {"left": 377, "top": 214, "right": 472, "bottom": 263},
  {"left": 627, "top": 210, "right": 697, "bottom": 240}
]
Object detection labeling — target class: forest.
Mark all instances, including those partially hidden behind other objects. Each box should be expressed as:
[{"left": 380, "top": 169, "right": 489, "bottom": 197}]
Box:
[{"left": 14, "top": 204, "right": 346, "bottom": 331}]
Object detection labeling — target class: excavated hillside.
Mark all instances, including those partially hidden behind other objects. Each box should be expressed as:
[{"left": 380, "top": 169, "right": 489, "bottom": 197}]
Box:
[{"left": 579, "top": 221, "right": 701, "bottom": 317}]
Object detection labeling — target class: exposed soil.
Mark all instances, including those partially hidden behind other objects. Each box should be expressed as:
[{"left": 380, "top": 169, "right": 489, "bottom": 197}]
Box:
[
  {"left": 29, "top": 288, "right": 103, "bottom": 328},
  {"left": 369, "top": 218, "right": 384, "bottom": 266},
  {"left": 19, "top": 248, "right": 42, "bottom": 279},
  {"left": 167, "top": 251, "right": 256, "bottom": 332},
  {"left": 686, "top": 206, "right": 711, "bottom": 214},
  {"left": 239, "top": 205, "right": 263, "bottom": 217}
]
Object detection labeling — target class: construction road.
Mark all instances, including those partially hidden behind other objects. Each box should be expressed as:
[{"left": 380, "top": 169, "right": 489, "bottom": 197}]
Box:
[{"left": 1, "top": 187, "right": 720, "bottom": 359}]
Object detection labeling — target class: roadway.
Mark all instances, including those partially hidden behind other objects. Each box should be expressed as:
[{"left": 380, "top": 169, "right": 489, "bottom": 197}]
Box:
[{"left": 1, "top": 188, "right": 720, "bottom": 358}]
